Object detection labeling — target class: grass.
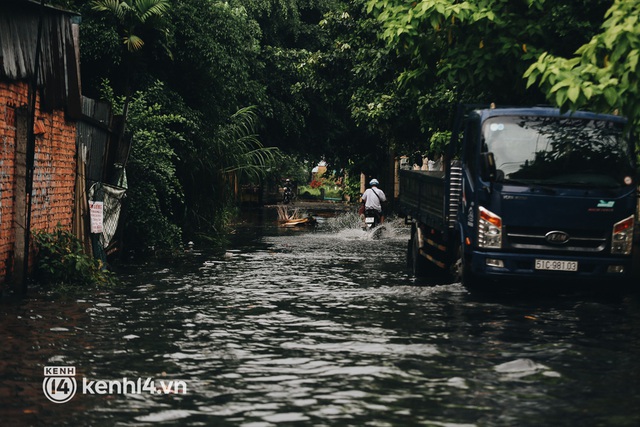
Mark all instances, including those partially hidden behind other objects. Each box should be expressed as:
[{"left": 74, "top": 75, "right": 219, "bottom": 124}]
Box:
[{"left": 298, "top": 185, "right": 343, "bottom": 200}]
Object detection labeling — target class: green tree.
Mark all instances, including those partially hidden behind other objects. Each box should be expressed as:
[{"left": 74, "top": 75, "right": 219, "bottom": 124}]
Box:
[
  {"left": 88, "top": 0, "right": 172, "bottom": 95},
  {"left": 90, "top": 0, "right": 171, "bottom": 53},
  {"left": 360, "top": 0, "right": 614, "bottom": 163},
  {"left": 246, "top": 0, "right": 343, "bottom": 157},
  {"left": 313, "top": 1, "right": 414, "bottom": 173},
  {"left": 525, "top": 0, "right": 640, "bottom": 128},
  {"left": 181, "top": 106, "right": 282, "bottom": 240},
  {"left": 106, "top": 81, "right": 194, "bottom": 254},
  {"left": 166, "top": 0, "right": 265, "bottom": 127},
  {"left": 65, "top": 0, "right": 286, "bottom": 252}
]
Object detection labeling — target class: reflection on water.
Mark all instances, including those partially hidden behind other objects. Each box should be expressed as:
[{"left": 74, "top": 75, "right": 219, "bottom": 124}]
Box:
[{"left": 2, "top": 208, "right": 640, "bottom": 426}]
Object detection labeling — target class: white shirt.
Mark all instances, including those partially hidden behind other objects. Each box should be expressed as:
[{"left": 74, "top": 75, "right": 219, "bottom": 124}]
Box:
[{"left": 362, "top": 187, "right": 386, "bottom": 212}]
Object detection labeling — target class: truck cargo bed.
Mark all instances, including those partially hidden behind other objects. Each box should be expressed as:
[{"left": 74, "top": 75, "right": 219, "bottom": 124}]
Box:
[{"left": 398, "top": 169, "right": 447, "bottom": 231}]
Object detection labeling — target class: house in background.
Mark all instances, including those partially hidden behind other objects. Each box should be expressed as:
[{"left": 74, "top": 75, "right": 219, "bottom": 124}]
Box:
[
  {"left": 311, "top": 160, "right": 327, "bottom": 182},
  {"left": 0, "top": 0, "right": 83, "bottom": 288}
]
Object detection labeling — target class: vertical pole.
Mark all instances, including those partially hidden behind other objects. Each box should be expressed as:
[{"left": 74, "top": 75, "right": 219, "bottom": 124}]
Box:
[
  {"left": 21, "top": 0, "right": 46, "bottom": 293},
  {"left": 12, "top": 110, "right": 28, "bottom": 287},
  {"left": 388, "top": 145, "right": 395, "bottom": 211}
]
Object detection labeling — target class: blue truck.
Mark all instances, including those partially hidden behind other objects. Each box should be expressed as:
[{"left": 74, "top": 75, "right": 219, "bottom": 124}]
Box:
[{"left": 400, "top": 105, "right": 639, "bottom": 286}]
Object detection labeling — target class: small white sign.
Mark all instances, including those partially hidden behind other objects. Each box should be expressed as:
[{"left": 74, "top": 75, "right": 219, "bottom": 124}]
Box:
[{"left": 89, "top": 201, "right": 104, "bottom": 234}]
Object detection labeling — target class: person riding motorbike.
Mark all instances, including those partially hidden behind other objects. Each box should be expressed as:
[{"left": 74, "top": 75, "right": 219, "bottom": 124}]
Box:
[
  {"left": 283, "top": 179, "right": 294, "bottom": 204},
  {"left": 361, "top": 178, "right": 386, "bottom": 225}
]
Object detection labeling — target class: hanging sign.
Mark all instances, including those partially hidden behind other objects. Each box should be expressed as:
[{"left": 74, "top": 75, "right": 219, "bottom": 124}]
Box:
[{"left": 89, "top": 201, "right": 104, "bottom": 234}]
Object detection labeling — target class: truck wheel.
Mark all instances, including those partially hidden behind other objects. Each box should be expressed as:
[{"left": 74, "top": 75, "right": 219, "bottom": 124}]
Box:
[{"left": 451, "top": 242, "right": 479, "bottom": 287}]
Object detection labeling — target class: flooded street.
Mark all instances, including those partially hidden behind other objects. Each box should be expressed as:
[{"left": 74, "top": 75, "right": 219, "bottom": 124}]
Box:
[{"left": 2, "top": 208, "right": 640, "bottom": 426}]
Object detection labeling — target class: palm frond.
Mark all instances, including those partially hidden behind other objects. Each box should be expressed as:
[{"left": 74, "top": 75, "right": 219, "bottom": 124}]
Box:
[
  {"left": 216, "top": 106, "right": 282, "bottom": 181},
  {"left": 134, "top": 0, "right": 171, "bottom": 23},
  {"left": 91, "top": 0, "right": 129, "bottom": 19},
  {"left": 123, "top": 34, "right": 145, "bottom": 52}
]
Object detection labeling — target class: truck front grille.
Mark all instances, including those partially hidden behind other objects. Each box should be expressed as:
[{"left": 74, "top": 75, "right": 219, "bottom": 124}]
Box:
[{"left": 505, "top": 227, "right": 607, "bottom": 253}]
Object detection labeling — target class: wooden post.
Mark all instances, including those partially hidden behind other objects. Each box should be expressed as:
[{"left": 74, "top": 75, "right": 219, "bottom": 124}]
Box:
[{"left": 12, "top": 109, "right": 28, "bottom": 287}]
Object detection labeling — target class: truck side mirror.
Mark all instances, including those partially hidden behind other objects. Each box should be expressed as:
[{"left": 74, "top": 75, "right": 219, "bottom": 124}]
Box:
[{"left": 480, "top": 152, "right": 497, "bottom": 182}]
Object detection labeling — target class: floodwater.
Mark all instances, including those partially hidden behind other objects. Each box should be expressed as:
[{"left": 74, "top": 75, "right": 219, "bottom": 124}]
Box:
[{"left": 2, "top": 208, "right": 640, "bottom": 426}]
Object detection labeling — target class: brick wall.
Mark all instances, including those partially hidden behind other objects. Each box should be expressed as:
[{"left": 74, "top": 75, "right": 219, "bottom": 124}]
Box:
[{"left": 0, "top": 80, "right": 77, "bottom": 284}]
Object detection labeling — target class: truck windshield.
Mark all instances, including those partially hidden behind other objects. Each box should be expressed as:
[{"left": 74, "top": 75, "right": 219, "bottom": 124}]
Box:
[{"left": 483, "top": 116, "right": 635, "bottom": 188}]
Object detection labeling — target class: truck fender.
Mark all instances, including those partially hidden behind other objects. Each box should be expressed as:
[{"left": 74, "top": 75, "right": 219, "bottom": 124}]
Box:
[{"left": 452, "top": 220, "right": 468, "bottom": 259}]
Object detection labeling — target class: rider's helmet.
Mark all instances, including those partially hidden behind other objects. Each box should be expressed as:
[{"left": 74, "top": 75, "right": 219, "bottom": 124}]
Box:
[{"left": 369, "top": 178, "right": 379, "bottom": 186}]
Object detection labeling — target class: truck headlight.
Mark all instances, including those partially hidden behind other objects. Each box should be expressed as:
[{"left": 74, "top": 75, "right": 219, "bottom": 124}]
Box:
[
  {"left": 478, "top": 206, "right": 502, "bottom": 249},
  {"left": 611, "top": 215, "right": 634, "bottom": 255}
]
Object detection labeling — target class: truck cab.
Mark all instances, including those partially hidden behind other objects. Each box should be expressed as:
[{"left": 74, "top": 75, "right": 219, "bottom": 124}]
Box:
[{"left": 454, "top": 107, "right": 637, "bottom": 285}]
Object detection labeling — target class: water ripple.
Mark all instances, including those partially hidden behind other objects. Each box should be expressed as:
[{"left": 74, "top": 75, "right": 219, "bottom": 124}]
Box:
[{"left": 2, "top": 211, "right": 640, "bottom": 426}]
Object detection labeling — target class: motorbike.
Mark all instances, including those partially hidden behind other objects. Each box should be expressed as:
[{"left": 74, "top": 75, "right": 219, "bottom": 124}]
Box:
[{"left": 363, "top": 209, "right": 382, "bottom": 230}]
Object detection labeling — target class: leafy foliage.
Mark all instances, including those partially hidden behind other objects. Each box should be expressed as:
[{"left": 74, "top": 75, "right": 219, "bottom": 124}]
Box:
[
  {"left": 180, "top": 105, "right": 282, "bottom": 240},
  {"left": 32, "top": 226, "right": 117, "bottom": 289},
  {"left": 54, "top": 0, "right": 631, "bottom": 259},
  {"left": 525, "top": 0, "right": 640, "bottom": 129},
  {"left": 77, "top": 0, "right": 173, "bottom": 102},
  {"left": 429, "top": 131, "right": 451, "bottom": 158},
  {"left": 89, "top": 0, "right": 171, "bottom": 53},
  {"left": 167, "top": 0, "right": 265, "bottom": 126},
  {"left": 360, "top": 0, "right": 617, "bottom": 163},
  {"left": 366, "top": 0, "right": 607, "bottom": 93},
  {"left": 103, "top": 80, "right": 194, "bottom": 254},
  {"left": 295, "top": 1, "right": 416, "bottom": 178},
  {"left": 217, "top": 107, "right": 282, "bottom": 181}
]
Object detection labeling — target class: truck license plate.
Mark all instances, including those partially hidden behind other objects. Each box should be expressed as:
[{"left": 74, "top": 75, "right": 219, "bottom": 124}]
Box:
[{"left": 534, "top": 259, "right": 578, "bottom": 272}]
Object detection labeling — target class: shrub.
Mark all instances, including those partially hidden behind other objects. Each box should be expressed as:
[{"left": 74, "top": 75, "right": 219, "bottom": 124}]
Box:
[{"left": 32, "top": 226, "right": 117, "bottom": 289}]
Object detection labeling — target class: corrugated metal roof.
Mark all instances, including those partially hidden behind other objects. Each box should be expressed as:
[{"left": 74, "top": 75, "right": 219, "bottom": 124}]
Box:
[
  {"left": 0, "top": 0, "right": 81, "bottom": 116},
  {"left": 78, "top": 96, "right": 113, "bottom": 183}
]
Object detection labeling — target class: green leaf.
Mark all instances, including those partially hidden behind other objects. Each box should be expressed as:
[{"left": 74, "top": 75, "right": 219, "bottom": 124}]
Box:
[
  {"left": 555, "top": 88, "right": 568, "bottom": 107},
  {"left": 628, "top": 51, "right": 639, "bottom": 72},
  {"left": 603, "top": 86, "right": 618, "bottom": 106},
  {"left": 550, "top": 80, "right": 571, "bottom": 93},
  {"left": 582, "top": 84, "right": 594, "bottom": 99},
  {"left": 567, "top": 85, "right": 580, "bottom": 103}
]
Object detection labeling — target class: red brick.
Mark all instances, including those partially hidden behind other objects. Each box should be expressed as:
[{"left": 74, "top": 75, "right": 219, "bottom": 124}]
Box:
[{"left": 0, "top": 81, "right": 78, "bottom": 283}]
